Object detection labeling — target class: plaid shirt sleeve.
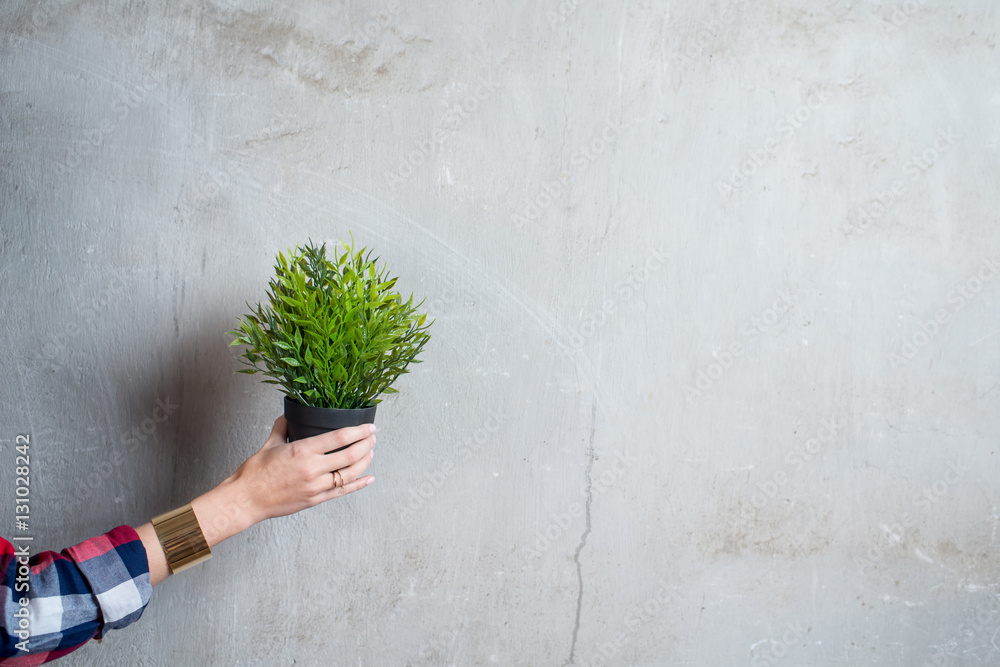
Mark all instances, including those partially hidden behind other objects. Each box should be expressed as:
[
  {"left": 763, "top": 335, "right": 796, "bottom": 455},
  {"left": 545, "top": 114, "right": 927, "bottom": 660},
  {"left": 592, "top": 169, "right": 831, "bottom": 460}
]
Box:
[{"left": 0, "top": 526, "right": 152, "bottom": 665}]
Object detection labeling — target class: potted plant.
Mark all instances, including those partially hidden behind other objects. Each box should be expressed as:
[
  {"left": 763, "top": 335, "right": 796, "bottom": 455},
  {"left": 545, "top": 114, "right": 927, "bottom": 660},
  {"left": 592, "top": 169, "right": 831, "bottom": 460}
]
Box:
[{"left": 228, "top": 237, "right": 433, "bottom": 443}]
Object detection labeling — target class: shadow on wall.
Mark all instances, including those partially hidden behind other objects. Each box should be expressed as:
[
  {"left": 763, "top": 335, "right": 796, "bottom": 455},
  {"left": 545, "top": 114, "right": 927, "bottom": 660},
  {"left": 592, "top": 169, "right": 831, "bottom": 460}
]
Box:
[{"left": 64, "top": 297, "right": 250, "bottom": 525}]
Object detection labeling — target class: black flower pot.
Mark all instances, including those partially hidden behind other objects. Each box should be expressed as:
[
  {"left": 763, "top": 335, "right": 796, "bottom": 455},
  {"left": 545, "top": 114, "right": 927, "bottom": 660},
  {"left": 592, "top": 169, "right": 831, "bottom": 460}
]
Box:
[{"left": 283, "top": 396, "right": 377, "bottom": 447}]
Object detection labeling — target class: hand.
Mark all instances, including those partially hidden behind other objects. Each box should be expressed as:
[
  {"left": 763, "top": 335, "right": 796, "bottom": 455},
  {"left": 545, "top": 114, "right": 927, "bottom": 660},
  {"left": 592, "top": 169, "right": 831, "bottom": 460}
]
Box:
[
  {"left": 228, "top": 416, "right": 377, "bottom": 525},
  {"left": 141, "top": 416, "right": 376, "bottom": 586}
]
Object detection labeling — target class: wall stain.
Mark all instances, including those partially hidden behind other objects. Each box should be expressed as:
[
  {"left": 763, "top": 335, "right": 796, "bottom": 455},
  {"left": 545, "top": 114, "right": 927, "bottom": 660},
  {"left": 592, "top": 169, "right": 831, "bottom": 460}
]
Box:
[{"left": 208, "top": 8, "right": 435, "bottom": 97}]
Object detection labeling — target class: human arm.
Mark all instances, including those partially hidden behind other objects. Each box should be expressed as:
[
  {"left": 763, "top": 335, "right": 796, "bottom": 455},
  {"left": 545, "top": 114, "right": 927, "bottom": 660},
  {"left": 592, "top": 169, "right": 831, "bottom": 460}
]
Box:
[
  {"left": 136, "top": 415, "right": 376, "bottom": 587},
  {"left": 1, "top": 416, "right": 375, "bottom": 663}
]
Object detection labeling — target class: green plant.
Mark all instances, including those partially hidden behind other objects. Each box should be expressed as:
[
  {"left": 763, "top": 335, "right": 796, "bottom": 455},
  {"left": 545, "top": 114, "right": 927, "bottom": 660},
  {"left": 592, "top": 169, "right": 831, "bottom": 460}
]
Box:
[{"left": 228, "top": 238, "right": 433, "bottom": 410}]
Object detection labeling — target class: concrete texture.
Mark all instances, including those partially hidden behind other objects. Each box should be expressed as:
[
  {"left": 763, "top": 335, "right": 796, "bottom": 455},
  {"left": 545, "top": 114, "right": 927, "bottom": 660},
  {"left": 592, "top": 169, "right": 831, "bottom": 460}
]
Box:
[{"left": 2, "top": 0, "right": 999, "bottom": 664}]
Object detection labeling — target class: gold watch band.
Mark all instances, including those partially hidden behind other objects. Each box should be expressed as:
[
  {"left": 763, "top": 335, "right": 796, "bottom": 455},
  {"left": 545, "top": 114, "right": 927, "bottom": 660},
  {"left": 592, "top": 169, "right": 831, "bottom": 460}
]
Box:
[{"left": 151, "top": 503, "right": 212, "bottom": 574}]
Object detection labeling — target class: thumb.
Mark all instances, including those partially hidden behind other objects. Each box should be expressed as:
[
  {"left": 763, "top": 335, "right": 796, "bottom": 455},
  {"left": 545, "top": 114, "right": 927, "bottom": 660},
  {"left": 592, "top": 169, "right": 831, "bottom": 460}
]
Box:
[{"left": 264, "top": 415, "right": 288, "bottom": 448}]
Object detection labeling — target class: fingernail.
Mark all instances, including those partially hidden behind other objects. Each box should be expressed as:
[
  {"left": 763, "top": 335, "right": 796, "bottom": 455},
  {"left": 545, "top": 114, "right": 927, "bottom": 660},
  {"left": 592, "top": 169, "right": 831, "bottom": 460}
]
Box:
[{"left": 368, "top": 424, "right": 377, "bottom": 434}]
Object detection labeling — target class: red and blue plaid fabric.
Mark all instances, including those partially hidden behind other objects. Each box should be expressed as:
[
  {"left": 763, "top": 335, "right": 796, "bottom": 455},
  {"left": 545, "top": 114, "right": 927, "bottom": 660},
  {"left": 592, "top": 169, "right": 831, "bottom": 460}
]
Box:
[{"left": 0, "top": 526, "right": 151, "bottom": 664}]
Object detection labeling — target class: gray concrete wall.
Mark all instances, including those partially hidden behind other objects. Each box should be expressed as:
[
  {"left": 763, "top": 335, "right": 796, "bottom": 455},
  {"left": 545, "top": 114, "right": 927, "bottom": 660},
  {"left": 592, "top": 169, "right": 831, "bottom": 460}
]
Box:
[{"left": 2, "top": 0, "right": 999, "bottom": 664}]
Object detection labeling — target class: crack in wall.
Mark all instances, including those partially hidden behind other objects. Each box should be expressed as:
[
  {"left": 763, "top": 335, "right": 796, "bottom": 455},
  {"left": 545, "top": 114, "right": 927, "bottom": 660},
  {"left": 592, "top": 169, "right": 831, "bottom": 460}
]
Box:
[{"left": 565, "top": 399, "right": 597, "bottom": 666}]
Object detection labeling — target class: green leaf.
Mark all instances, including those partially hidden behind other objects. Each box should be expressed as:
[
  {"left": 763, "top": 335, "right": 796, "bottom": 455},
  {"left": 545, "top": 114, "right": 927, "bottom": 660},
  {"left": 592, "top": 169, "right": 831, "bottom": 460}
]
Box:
[
  {"left": 228, "top": 236, "right": 434, "bottom": 406},
  {"left": 278, "top": 294, "right": 303, "bottom": 308}
]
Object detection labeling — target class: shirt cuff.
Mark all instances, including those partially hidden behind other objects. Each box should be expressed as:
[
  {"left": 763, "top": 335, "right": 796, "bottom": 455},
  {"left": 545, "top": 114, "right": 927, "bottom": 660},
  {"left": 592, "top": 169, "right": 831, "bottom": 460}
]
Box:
[{"left": 62, "top": 526, "right": 152, "bottom": 638}]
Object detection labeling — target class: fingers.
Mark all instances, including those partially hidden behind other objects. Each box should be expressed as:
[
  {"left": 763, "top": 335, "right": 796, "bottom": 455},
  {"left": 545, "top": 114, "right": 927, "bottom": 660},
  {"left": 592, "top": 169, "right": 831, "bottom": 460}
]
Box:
[
  {"left": 302, "top": 423, "right": 376, "bottom": 455},
  {"left": 317, "top": 433, "right": 375, "bottom": 474},
  {"left": 333, "top": 448, "right": 374, "bottom": 487},
  {"left": 315, "top": 474, "right": 375, "bottom": 504}
]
